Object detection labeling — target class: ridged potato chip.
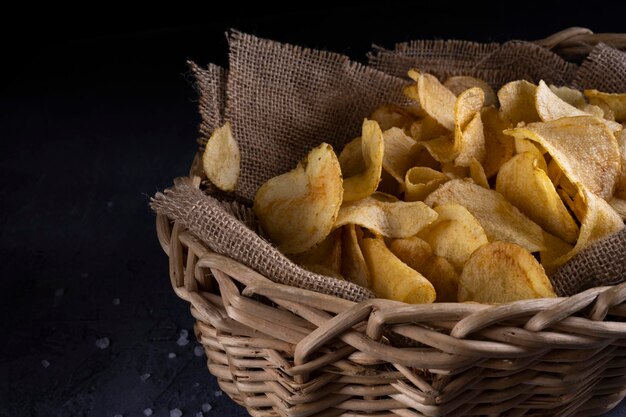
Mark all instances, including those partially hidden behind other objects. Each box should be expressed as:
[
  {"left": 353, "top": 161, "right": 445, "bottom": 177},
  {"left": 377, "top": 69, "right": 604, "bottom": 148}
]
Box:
[
  {"left": 496, "top": 152, "right": 579, "bottom": 243},
  {"left": 424, "top": 179, "right": 545, "bottom": 252},
  {"left": 404, "top": 167, "right": 448, "bottom": 202},
  {"left": 253, "top": 143, "right": 343, "bottom": 254},
  {"left": 444, "top": 75, "right": 497, "bottom": 107},
  {"left": 361, "top": 237, "right": 436, "bottom": 304},
  {"left": 458, "top": 241, "right": 556, "bottom": 303},
  {"left": 504, "top": 116, "right": 620, "bottom": 200},
  {"left": 481, "top": 106, "right": 515, "bottom": 178},
  {"left": 335, "top": 196, "right": 437, "bottom": 238},
  {"left": 498, "top": 80, "right": 539, "bottom": 126},
  {"left": 418, "top": 203, "right": 488, "bottom": 270},
  {"left": 382, "top": 127, "right": 419, "bottom": 184},
  {"left": 340, "top": 225, "right": 370, "bottom": 288},
  {"left": 343, "top": 119, "right": 384, "bottom": 202},
  {"left": 202, "top": 122, "right": 240, "bottom": 191},
  {"left": 584, "top": 89, "right": 626, "bottom": 122}
]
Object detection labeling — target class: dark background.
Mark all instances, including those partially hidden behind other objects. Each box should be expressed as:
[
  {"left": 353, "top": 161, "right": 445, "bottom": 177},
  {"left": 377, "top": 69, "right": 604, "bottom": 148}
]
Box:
[{"left": 2, "top": 3, "right": 626, "bottom": 416}]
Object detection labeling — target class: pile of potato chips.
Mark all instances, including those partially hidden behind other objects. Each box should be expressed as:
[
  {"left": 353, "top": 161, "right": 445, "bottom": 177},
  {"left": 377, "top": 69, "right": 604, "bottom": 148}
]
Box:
[{"left": 203, "top": 70, "right": 626, "bottom": 304}]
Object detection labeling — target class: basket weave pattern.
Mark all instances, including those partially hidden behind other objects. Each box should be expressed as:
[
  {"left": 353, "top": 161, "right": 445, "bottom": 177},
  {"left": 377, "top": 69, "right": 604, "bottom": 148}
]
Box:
[{"left": 157, "top": 215, "right": 626, "bottom": 417}]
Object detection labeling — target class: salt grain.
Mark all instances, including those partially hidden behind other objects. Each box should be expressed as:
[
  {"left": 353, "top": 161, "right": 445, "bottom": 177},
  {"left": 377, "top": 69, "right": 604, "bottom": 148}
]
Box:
[
  {"left": 143, "top": 408, "right": 153, "bottom": 416},
  {"left": 41, "top": 359, "right": 50, "bottom": 368},
  {"left": 194, "top": 345, "right": 204, "bottom": 357},
  {"left": 168, "top": 352, "right": 177, "bottom": 359},
  {"left": 176, "top": 329, "right": 189, "bottom": 346},
  {"left": 95, "top": 337, "right": 110, "bottom": 349},
  {"left": 140, "top": 373, "right": 151, "bottom": 382},
  {"left": 112, "top": 298, "right": 120, "bottom": 305},
  {"left": 202, "top": 403, "right": 212, "bottom": 412},
  {"left": 170, "top": 408, "right": 183, "bottom": 417}
]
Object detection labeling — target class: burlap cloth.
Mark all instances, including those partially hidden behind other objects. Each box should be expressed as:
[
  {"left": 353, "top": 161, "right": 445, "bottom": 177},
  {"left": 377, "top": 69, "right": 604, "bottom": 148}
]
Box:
[{"left": 152, "top": 30, "right": 626, "bottom": 301}]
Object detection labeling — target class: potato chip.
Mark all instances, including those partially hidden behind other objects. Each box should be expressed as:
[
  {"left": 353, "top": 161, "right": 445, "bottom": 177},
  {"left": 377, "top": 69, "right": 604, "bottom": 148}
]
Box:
[
  {"left": 415, "top": 72, "right": 457, "bottom": 131},
  {"left": 412, "top": 143, "right": 441, "bottom": 170},
  {"left": 616, "top": 129, "right": 626, "bottom": 199},
  {"left": 253, "top": 143, "right": 343, "bottom": 254},
  {"left": 335, "top": 196, "right": 437, "bottom": 238},
  {"left": 444, "top": 75, "right": 497, "bottom": 107},
  {"left": 360, "top": 237, "right": 436, "bottom": 303},
  {"left": 343, "top": 119, "right": 384, "bottom": 202},
  {"left": 389, "top": 236, "right": 433, "bottom": 272},
  {"left": 514, "top": 138, "right": 547, "bottom": 172},
  {"left": 545, "top": 187, "right": 625, "bottom": 271},
  {"left": 584, "top": 89, "right": 626, "bottom": 122},
  {"left": 481, "top": 106, "right": 515, "bottom": 178},
  {"left": 202, "top": 122, "right": 240, "bottom": 191},
  {"left": 581, "top": 103, "right": 609, "bottom": 119},
  {"left": 370, "top": 104, "right": 416, "bottom": 131},
  {"left": 549, "top": 85, "right": 585, "bottom": 108},
  {"left": 458, "top": 241, "right": 556, "bottom": 303},
  {"left": 610, "top": 197, "right": 626, "bottom": 220},
  {"left": 404, "top": 166, "right": 448, "bottom": 202},
  {"left": 421, "top": 256, "right": 460, "bottom": 302},
  {"left": 540, "top": 231, "right": 574, "bottom": 276},
  {"left": 454, "top": 111, "right": 486, "bottom": 167},
  {"left": 409, "top": 116, "right": 449, "bottom": 142},
  {"left": 341, "top": 225, "right": 371, "bottom": 288},
  {"left": 496, "top": 152, "right": 579, "bottom": 243},
  {"left": 504, "top": 116, "right": 620, "bottom": 200},
  {"left": 418, "top": 203, "right": 488, "bottom": 270},
  {"left": 498, "top": 80, "right": 539, "bottom": 125},
  {"left": 469, "top": 158, "right": 489, "bottom": 189},
  {"left": 536, "top": 81, "right": 621, "bottom": 131},
  {"left": 441, "top": 162, "right": 469, "bottom": 179},
  {"left": 289, "top": 229, "right": 342, "bottom": 275},
  {"left": 424, "top": 179, "right": 545, "bottom": 252},
  {"left": 382, "top": 127, "right": 419, "bottom": 184},
  {"left": 338, "top": 136, "right": 364, "bottom": 177}
]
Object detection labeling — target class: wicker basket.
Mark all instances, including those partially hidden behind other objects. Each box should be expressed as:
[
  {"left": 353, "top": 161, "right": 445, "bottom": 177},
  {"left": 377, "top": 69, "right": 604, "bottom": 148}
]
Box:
[{"left": 157, "top": 28, "right": 626, "bottom": 417}]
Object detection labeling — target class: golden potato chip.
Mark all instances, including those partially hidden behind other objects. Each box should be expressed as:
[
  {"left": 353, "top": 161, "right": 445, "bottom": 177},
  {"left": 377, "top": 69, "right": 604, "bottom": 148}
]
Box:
[
  {"left": 444, "top": 75, "right": 497, "bottom": 106},
  {"left": 341, "top": 225, "right": 371, "bottom": 288},
  {"left": 454, "top": 111, "right": 486, "bottom": 167},
  {"left": 504, "top": 116, "right": 620, "bottom": 200},
  {"left": 495, "top": 152, "right": 579, "bottom": 243},
  {"left": 610, "top": 197, "right": 626, "bottom": 220},
  {"left": 441, "top": 162, "right": 469, "bottom": 179},
  {"left": 458, "top": 241, "right": 556, "bottom": 303},
  {"left": 360, "top": 237, "right": 436, "bottom": 303},
  {"left": 498, "top": 80, "right": 539, "bottom": 126},
  {"left": 584, "top": 89, "right": 626, "bottom": 122},
  {"left": 389, "top": 236, "right": 433, "bottom": 272},
  {"left": 343, "top": 119, "right": 384, "bottom": 202},
  {"left": 616, "top": 129, "right": 626, "bottom": 199},
  {"left": 202, "top": 122, "right": 240, "bottom": 191},
  {"left": 424, "top": 179, "right": 545, "bottom": 252},
  {"left": 377, "top": 169, "right": 402, "bottom": 195},
  {"left": 290, "top": 229, "right": 342, "bottom": 275},
  {"left": 253, "top": 143, "right": 343, "bottom": 254},
  {"left": 540, "top": 231, "right": 574, "bottom": 276},
  {"left": 549, "top": 85, "right": 585, "bottom": 108},
  {"left": 469, "top": 157, "right": 489, "bottom": 189},
  {"left": 338, "top": 136, "right": 364, "bottom": 177},
  {"left": 382, "top": 127, "right": 419, "bottom": 184},
  {"left": 335, "top": 196, "right": 437, "bottom": 238},
  {"left": 514, "top": 137, "right": 547, "bottom": 171},
  {"left": 404, "top": 166, "right": 448, "bottom": 202},
  {"left": 409, "top": 116, "right": 449, "bottom": 142},
  {"left": 536, "top": 81, "right": 621, "bottom": 131},
  {"left": 418, "top": 203, "right": 488, "bottom": 270},
  {"left": 370, "top": 104, "right": 416, "bottom": 131},
  {"left": 545, "top": 187, "right": 625, "bottom": 271},
  {"left": 481, "top": 106, "right": 515, "bottom": 178},
  {"left": 581, "top": 103, "right": 609, "bottom": 119},
  {"left": 416, "top": 73, "right": 457, "bottom": 131},
  {"left": 421, "top": 256, "right": 460, "bottom": 302},
  {"left": 547, "top": 158, "right": 563, "bottom": 186}
]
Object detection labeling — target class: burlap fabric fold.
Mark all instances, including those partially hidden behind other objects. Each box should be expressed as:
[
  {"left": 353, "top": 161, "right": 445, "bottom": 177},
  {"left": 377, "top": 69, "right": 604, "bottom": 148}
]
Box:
[{"left": 152, "top": 31, "right": 626, "bottom": 300}]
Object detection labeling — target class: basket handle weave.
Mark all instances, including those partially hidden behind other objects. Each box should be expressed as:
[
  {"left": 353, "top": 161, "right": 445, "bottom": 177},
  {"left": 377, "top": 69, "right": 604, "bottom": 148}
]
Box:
[{"left": 535, "top": 27, "right": 626, "bottom": 60}]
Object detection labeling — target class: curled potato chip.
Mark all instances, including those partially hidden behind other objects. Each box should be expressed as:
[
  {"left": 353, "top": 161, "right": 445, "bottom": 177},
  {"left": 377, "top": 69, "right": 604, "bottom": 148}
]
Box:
[
  {"left": 341, "top": 225, "right": 371, "bottom": 288},
  {"left": 404, "top": 167, "right": 448, "bottom": 202},
  {"left": 343, "top": 119, "right": 384, "bottom": 202},
  {"left": 545, "top": 187, "right": 625, "bottom": 271},
  {"left": 610, "top": 197, "right": 626, "bottom": 220},
  {"left": 504, "top": 116, "right": 620, "bottom": 200},
  {"left": 481, "top": 106, "right": 515, "bottom": 178},
  {"left": 455, "top": 111, "right": 486, "bottom": 167},
  {"left": 361, "top": 237, "right": 436, "bottom": 303},
  {"left": 253, "top": 143, "right": 343, "bottom": 254},
  {"left": 584, "top": 89, "right": 626, "bottom": 122},
  {"left": 382, "top": 127, "right": 419, "bottom": 184},
  {"left": 290, "top": 229, "right": 342, "bottom": 275},
  {"left": 409, "top": 116, "right": 449, "bottom": 142},
  {"left": 458, "top": 241, "right": 556, "bottom": 303},
  {"left": 202, "top": 122, "right": 240, "bottom": 191},
  {"left": 496, "top": 152, "right": 579, "bottom": 243},
  {"left": 498, "top": 80, "right": 539, "bottom": 126},
  {"left": 424, "top": 179, "right": 545, "bottom": 252},
  {"left": 338, "top": 136, "right": 364, "bottom": 177},
  {"left": 540, "top": 231, "right": 574, "bottom": 276},
  {"left": 421, "top": 256, "right": 460, "bottom": 302},
  {"left": 469, "top": 157, "right": 489, "bottom": 189},
  {"left": 514, "top": 138, "right": 547, "bottom": 172},
  {"left": 444, "top": 75, "right": 497, "bottom": 107},
  {"left": 416, "top": 73, "right": 457, "bottom": 131},
  {"left": 549, "top": 85, "right": 585, "bottom": 108},
  {"left": 418, "top": 203, "right": 488, "bottom": 270},
  {"left": 389, "top": 236, "right": 433, "bottom": 272},
  {"left": 335, "top": 196, "right": 437, "bottom": 238},
  {"left": 441, "top": 162, "right": 469, "bottom": 179},
  {"left": 370, "top": 104, "right": 416, "bottom": 131}
]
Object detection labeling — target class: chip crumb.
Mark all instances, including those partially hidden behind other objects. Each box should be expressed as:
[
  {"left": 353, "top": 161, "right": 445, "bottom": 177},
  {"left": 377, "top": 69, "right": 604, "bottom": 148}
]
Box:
[
  {"left": 41, "top": 359, "right": 50, "bottom": 368},
  {"left": 202, "top": 402, "right": 212, "bottom": 412},
  {"left": 143, "top": 409, "right": 153, "bottom": 417},
  {"left": 176, "top": 329, "right": 189, "bottom": 346},
  {"left": 140, "top": 373, "right": 151, "bottom": 382},
  {"left": 194, "top": 345, "right": 204, "bottom": 357},
  {"left": 112, "top": 298, "right": 120, "bottom": 305},
  {"left": 95, "top": 337, "right": 110, "bottom": 349},
  {"left": 168, "top": 352, "right": 176, "bottom": 359},
  {"left": 170, "top": 408, "right": 183, "bottom": 417}
]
